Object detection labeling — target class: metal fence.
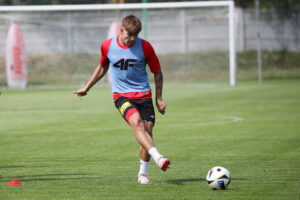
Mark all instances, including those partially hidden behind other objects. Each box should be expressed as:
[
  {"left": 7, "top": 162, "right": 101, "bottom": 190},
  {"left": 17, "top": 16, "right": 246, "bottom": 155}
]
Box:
[
  {"left": 0, "top": 7, "right": 231, "bottom": 56},
  {"left": 0, "top": 7, "right": 299, "bottom": 86},
  {"left": 235, "top": 8, "right": 300, "bottom": 52},
  {"left": 0, "top": 8, "right": 299, "bottom": 57}
]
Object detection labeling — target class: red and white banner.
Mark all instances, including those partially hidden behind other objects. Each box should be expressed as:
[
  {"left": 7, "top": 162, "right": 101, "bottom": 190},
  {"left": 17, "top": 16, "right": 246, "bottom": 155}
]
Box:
[
  {"left": 5, "top": 24, "right": 27, "bottom": 89},
  {"left": 107, "top": 21, "right": 121, "bottom": 38}
]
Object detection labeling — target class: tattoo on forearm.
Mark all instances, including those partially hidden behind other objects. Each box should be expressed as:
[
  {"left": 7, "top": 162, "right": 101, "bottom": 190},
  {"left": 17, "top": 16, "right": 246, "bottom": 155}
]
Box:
[{"left": 155, "top": 72, "right": 163, "bottom": 99}]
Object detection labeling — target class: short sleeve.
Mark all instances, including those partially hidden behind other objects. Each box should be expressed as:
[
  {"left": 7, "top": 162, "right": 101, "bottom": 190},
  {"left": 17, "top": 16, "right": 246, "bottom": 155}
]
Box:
[
  {"left": 99, "top": 38, "right": 112, "bottom": 66},
  {"left": 142, "top": 40, "right": 161, "bottom": 73}
]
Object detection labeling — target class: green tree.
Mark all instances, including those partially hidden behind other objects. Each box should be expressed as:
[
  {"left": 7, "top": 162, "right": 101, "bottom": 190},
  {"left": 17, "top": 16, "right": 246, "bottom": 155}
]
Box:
[{"left": 235, "top": 0, "right": 300, "bottom": 9}]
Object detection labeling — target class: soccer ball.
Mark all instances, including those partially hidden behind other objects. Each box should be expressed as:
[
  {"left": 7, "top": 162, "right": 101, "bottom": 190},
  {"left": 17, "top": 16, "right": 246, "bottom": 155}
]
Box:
[{"left": 206, "top": 166, "right": 231, "bottom": 190}]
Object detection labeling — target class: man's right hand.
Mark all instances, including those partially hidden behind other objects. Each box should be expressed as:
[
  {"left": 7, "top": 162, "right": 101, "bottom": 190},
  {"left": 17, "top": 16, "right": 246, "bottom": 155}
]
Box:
[{"left": 73, "top": 88, "right": 88, "bottom": 100}]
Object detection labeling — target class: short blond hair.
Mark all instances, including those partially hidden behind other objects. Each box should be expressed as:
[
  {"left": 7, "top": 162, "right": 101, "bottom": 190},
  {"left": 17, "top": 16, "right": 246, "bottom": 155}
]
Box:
[{"left": 122, "top": 15, "right": 142, "bottom": 35}]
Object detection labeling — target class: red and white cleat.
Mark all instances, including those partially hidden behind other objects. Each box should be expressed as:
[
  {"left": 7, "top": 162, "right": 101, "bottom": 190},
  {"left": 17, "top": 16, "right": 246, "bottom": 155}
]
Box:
[{"left": 159, "top": 158, "right": 171, "bottom": 172}]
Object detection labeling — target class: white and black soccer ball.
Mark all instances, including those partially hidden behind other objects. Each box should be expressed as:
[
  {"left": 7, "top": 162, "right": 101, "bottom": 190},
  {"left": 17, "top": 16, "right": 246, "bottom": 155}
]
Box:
[{"left": 206, "top": 166, "right": 231, "bottom": 190}]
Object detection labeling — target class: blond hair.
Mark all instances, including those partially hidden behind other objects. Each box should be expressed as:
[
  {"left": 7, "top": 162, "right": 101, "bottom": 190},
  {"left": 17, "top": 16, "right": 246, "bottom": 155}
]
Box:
[{"left": 122, "top": 15, "right": 142, "bottom": 35}]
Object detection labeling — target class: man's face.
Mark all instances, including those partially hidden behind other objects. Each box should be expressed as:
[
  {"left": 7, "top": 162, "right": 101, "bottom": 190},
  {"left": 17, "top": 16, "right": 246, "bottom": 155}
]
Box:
[{"left": 120, "top": 27, "right": 138, "bottom": 46}]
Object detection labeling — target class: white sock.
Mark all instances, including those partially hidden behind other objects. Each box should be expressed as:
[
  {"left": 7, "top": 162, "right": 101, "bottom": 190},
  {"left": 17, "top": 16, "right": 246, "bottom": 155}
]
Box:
[
  {"left": 138, "top": 160, "right": 150, "bottom": 176},
  {"left": 148, "top": 147, "right": 163, "bottom": 166}
]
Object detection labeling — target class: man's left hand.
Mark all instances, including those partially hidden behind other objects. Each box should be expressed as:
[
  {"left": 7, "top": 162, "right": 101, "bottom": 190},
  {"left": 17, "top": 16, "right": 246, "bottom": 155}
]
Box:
[{"left": 156, "top": 99, "right": 166, "bottom": 115}]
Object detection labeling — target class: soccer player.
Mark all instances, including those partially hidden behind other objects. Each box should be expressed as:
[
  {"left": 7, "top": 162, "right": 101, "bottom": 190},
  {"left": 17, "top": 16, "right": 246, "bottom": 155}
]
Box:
[{"left": 73, "top": 15, "right": 170, "bottom": 184}]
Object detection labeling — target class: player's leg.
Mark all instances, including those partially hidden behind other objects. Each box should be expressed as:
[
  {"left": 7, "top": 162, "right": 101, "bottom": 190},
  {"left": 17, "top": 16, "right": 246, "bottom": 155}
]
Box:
[
  {"left": 137, "top": 121, "right": 153, "bottom": 184},
  {"left": 139, "top": 121, "right": 153, "bottom": 162},
  {"left": 127, "top": 112, "right": 154, "bottom": 151},
  {"left": 137, "top": 121, "right": 170, "bottom": 183},
  {"left": 115, "top": 97, "right": 170, "bottom": 171},
  {"left": 114, "top": 97, "right": 154, "bottom": 150},
  {"left": 132, "top": 98, "right": 170, "bottom": 172},
  {"left": 128, "top": 113, "right": 169, "bottom": 168}
]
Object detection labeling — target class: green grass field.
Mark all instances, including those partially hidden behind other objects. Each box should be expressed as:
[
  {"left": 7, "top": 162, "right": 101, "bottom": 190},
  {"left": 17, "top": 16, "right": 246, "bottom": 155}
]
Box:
[{"left": 0, "top": 79, "right": 299, "bottom": 200}]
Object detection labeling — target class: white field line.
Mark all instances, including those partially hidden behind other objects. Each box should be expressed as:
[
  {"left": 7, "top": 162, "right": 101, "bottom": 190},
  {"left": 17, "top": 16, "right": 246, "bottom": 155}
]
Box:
[
  {"left": 0, "top": 114, "right": 244, "bottom": 135},
  {"left": 161, "top": 113, "right": 244, "bottom": 127}
]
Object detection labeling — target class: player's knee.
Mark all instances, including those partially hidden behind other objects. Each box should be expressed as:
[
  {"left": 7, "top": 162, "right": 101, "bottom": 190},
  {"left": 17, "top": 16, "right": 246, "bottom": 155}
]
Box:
[
  {"left": 134, "top": 118, "right": 144, "bottom": 129},
  {"left": 129, "top": 114, "right": 144, "bottom": 128}
]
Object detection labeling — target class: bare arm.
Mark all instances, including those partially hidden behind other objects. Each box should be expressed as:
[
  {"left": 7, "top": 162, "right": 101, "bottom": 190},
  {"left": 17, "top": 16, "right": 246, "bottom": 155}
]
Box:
[
  {"left": 154, "top": 71, "right": 166, "bottom": 115},
  {"left": 73, "top": 64, "right": 109, "bottom": 98}
]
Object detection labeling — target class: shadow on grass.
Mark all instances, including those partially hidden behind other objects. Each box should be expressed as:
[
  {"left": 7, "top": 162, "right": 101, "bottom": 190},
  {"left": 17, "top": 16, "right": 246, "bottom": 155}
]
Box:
[
  {"left": 0, "top": 165, "right": 27, "bottom": 169},
  {"left": 166, "top": 178, "right": 205, "bottom": 185},
  {"left": 166, "top": 177, "right": 247, "bottom": 186},
  {"left": 0, "top": 173, "right": 101, "bottom": 182}
]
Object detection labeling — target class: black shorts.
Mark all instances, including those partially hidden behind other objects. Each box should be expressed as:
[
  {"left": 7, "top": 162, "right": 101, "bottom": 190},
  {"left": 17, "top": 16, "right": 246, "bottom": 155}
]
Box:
[{"left": 114, "top": 96, "right": 155, "bottom": 123}]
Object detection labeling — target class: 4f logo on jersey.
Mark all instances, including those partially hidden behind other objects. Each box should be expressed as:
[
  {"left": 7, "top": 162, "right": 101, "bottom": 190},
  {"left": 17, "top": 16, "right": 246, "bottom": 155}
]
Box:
[{"left": 113, "top": 58, "right": 137, "bottom": 70}]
